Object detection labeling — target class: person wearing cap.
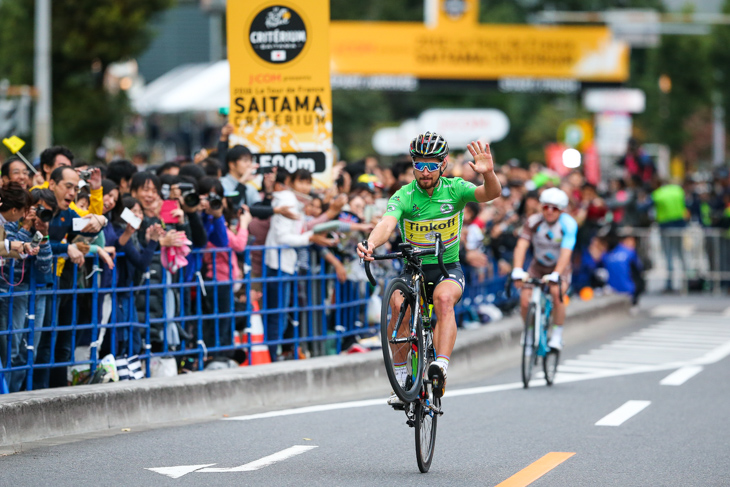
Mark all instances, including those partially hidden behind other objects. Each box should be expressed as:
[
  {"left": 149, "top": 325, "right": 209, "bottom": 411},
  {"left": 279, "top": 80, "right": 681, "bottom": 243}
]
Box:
[{"left": 511, "top": 187, "right": 578, "bottom": 351}]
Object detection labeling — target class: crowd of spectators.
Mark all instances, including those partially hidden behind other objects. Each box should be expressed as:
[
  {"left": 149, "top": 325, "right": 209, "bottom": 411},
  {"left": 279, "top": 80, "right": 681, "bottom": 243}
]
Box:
[{"left": 1, "top": 125, "right": 729, "bottom": 392}]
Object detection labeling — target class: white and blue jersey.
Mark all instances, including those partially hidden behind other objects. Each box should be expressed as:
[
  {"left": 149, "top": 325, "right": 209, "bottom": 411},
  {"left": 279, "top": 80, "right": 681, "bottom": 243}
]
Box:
[{"left": 519, "top": 213, "right": 578, "bottom": 268}]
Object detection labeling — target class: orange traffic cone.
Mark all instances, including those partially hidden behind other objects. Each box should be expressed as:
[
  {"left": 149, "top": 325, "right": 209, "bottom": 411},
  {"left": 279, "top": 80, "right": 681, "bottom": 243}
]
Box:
[{"left": 245, "top": 300, "right": 271, "bottom": 365}]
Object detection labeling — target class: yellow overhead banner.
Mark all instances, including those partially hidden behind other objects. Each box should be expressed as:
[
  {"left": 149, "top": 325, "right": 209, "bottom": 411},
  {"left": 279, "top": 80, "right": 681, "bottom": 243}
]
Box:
[
  {"left": 227, "top": 0, "right": 333, "bottom": 184},
  {"left": 331, "top": 0, "right": 629, "bottom": 82}
]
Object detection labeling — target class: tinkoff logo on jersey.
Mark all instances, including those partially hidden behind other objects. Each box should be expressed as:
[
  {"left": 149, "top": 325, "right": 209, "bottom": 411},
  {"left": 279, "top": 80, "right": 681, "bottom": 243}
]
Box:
[{"left": 404, "top": 216, "right": 459, "bottom": 248}]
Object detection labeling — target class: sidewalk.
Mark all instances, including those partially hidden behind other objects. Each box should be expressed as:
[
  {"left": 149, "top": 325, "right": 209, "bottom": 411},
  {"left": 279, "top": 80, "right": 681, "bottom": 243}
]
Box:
[{"left": 0, "top": 294, "right": 631, "bottom": 450}]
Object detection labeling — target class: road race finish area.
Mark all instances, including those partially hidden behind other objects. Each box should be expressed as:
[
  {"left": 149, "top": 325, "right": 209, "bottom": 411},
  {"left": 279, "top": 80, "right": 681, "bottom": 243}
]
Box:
[{"left": 2, "top": 303, "right": 729, "bottom": 486}]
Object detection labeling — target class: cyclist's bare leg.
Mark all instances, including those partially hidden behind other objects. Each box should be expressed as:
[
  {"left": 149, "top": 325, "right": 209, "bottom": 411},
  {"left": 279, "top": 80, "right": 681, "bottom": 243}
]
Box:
[
  {"left": 431, "top": 280, "right": 462, "bottom": 359},
  {"left": 519, "top": 285, "right": 533, "bottom": 322},
  {"left": 388, "top": 291, "right": 411, "bottom": 365},
  {"left": 548, "top": 282, "right": 569, "bottom": 326}
]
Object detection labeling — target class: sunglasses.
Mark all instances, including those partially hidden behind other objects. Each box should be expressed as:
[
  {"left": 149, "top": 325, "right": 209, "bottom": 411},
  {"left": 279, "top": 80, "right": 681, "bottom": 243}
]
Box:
[
  {"left": 542, "top": 204, "right": 560, "bottom": 212},
  {"left": 413, "top": 161, "right": 443, "bottom": 172}
]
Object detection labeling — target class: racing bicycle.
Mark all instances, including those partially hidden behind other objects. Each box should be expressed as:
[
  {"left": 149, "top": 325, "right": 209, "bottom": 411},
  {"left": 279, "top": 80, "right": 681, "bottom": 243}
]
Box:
[
  {"left": 362, "top": 234, "right": 449, "bottom": 473},
  {"left": 507, "top": 276, "right": 563, "bottom": 388}
]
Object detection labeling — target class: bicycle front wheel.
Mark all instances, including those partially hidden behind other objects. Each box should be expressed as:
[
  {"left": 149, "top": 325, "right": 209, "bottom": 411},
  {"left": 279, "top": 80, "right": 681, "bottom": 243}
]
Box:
[
  {"left": 522, "top": 303, "right": 538, "bottom": 389},
  {"left": 381, "top": 278, "right": 424, "bottom": 403},
  {"left": 415, "top": 395, "right": 439, "bottom": 473}
]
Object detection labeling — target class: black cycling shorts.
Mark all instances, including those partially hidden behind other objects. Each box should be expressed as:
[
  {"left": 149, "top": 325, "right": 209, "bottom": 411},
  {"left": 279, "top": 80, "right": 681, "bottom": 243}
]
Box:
[{"left": 420, "top": 263, "right": 465, "bottom": 304}]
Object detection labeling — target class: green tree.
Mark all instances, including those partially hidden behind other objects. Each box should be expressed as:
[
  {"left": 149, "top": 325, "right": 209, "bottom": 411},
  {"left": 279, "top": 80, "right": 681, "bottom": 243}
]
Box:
[{"left": 0, "top": 0, "right": 172, "bottom": 154}]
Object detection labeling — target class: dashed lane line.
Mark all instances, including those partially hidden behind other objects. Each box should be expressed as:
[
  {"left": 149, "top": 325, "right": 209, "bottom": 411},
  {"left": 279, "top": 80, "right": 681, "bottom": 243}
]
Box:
[
  {"left": 660, "top": 365, "right": 704, "bottom": 386},
  {"left": 595, "top": 400, "right": 651, "bottom": 426}
]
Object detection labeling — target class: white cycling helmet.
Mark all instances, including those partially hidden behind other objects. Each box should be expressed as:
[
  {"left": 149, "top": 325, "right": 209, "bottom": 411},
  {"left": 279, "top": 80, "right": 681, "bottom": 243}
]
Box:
[{"left": 539, "top": 187, "right": 569, "bottom": 210}]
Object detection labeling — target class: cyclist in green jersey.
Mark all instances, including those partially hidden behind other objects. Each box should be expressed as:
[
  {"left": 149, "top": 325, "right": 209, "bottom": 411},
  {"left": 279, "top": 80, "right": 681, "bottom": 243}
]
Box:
[{"left": 357, "top": 131, "right": 502, "bottom": 402}]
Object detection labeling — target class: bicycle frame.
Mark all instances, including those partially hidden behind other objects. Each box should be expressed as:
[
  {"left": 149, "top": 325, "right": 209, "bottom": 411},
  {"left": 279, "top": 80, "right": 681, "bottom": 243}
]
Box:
[{"left": 529, "top": 283, "right": 553, "bottom": 357}]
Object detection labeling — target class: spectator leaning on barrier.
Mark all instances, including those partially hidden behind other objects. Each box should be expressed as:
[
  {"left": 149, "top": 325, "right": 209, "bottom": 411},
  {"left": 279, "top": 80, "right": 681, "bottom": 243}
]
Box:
[
  {"left": 198, "top": 176, "right": 235, "bottom": 354},
  {"left": 106, "top": 196, "right": 162, "bottom": 357},
  {"left": 23, "top": 188, "right": 57, "bottom": 389},
  {"left": 264, "top": 168, "right": 336, "bottom": 361},
  {"left": 44, "top": 167, "right": 106, "bottom": 387},
  {"left": 0, "top": 182, "right": 41, "bottom": 391},
  {"left": 130, "top": 171, "right": 188, "bottom": 352}
]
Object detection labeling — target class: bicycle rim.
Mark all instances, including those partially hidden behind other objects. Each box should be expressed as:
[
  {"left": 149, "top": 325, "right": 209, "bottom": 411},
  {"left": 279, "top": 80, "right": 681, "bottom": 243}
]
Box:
[
  {"left": 544, "top": 350, "right": 560, "bottom": 386},
  {"left": 381, "top": 279, "right": 423, "bottom": 403},
  {"left": 415, "top": 394, "right": 439, "bottom": 473},
  {"left": 522, "top": 303, "right": 537, "bottom": 389}
]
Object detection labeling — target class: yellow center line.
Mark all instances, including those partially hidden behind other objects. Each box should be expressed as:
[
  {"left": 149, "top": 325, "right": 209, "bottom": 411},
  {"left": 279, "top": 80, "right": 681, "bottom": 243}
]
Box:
[{"left": 495, "top": 452, "right": 576, "bottom": 487}]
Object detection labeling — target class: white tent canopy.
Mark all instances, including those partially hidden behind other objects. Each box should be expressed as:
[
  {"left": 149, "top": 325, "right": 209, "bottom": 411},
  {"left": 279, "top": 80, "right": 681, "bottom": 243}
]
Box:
[{"left": 132, "top": 61, "right": 230, "bottom": 114}]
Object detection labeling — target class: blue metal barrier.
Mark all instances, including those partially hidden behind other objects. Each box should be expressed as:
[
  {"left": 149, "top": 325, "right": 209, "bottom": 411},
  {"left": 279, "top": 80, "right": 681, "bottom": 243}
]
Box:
[{"left": 0, "top": 245, "right": 510, "bottom": 393}]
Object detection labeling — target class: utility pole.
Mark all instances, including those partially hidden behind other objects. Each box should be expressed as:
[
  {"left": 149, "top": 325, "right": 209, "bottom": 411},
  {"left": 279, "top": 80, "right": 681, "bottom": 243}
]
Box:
[{"left": 34, "top": 0, "right": 51, "bottom": 155}]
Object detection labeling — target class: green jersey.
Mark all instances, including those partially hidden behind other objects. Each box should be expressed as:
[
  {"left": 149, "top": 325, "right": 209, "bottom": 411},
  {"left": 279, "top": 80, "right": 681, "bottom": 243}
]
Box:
[{"left": 383, "top": 177, "right": 478, "bottom": 264}]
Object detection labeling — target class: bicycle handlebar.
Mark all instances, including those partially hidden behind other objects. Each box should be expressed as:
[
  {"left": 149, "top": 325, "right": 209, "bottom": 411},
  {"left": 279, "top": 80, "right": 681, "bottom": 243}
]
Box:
[
  {"left": 505, "top": 275, "right": 564, "bottom": 303},
  {"left": 361, "top": 234, "right": 449, "bottom": 287}
]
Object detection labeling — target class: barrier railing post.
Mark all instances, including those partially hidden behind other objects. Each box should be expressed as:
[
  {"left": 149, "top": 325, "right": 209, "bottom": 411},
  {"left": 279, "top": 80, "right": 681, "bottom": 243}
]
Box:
[
  {"left": 195, "top": 253, "right": 205, "bottom": 370},
  {"left": 26, "top": 254, "right": 37, "bottom": 391},
  {"left": 276, "top": 249, "right": 283, "bottom": 361},
  {"left": 143, "top": 266, "right": 152, "bottom": 377},
  {"left": 320, "top": 252, "right": 327, "bottom": 355}
]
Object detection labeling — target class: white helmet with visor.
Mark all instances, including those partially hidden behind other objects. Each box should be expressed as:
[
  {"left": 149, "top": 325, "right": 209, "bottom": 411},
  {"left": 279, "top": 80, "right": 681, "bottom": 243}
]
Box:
[{"left": 539, "top": 187, "right": 569, "bottom": 210}]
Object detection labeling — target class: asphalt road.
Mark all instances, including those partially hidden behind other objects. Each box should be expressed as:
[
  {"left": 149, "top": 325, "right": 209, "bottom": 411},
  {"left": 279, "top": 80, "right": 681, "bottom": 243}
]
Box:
[{"left": 2, "top": 297, "right": 730, "bottom": 486}]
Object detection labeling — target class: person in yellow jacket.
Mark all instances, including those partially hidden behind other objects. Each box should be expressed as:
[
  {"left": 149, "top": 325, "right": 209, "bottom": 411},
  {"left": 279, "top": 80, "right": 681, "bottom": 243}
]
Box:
[{"left": 31, "top": 146, "right": 103, "bottom": 217}]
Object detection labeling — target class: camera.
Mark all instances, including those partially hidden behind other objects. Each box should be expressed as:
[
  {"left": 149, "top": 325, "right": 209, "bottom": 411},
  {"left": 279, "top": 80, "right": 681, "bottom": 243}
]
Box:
[
  {"left": 208, "top": 192, "right": 223, "bottom": 211},
  {"left": 257, "top": 164, "right": 274, "bottom": 175},
  {"left": 78, "top": 170, "right": 92, "bottom": 181},
  {"left": 180, "top": 183, "right": 200, "bottom": 207},
  {"left": 161, "top": 182, "right": 200, "bottom": 207},
  {"left": 35, "top": 205, "right": 53, "bottom": 223}
]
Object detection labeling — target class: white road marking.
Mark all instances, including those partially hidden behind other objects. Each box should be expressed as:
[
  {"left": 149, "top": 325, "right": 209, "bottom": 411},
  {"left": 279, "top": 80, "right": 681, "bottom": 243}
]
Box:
[
  {"left": 562, "top": 359, "right": 637, "bottom": 369},
  {"left": 225, "top": 398, "right": 385, "bottom": 421},
  {"left": 650, "top": 305, "right": 695, "bottom": 317},
  {"left": 198, "top": 446, "right": 318, "bottom": 473},
  {"left": 595, "top": 400, "right": 651, "bottom": 426},
  {"left": 221, "top": 316, "right": 730, "bottom": 423},
  {"left": 145, "top": 464, "right": 216, "bottom": 479},
  {"left": 660, "top": 365, "right": 704, "bottom": 386}
]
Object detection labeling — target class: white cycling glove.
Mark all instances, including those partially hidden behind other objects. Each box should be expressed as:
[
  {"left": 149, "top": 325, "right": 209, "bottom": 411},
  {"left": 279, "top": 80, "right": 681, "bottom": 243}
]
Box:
[
  {"left": 511, "top": 267, "right": 526, "bottom": 281},
  {"left": 545, "top": 271, "right": 560, "bottom": 283}
]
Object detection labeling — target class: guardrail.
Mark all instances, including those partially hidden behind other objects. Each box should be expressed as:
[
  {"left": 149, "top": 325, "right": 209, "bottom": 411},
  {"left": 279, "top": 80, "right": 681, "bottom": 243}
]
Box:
[
  {"left": 0, "top": 245, "right": 510, "bottom": 394},
  {"left": 621, "top": 224, "right": 730, "bottom": 294}
]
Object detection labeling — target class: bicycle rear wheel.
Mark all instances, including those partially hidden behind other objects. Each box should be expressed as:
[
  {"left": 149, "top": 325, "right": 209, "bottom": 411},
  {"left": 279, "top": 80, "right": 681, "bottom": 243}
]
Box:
[
  {"left": 543, "top": 349, "right": 560, "bottom": 386},
  {"left": 522, "top": 303, "right": 538, "bottom": 389},
  {"left": 415, "top": 394, "right": 439, "bottom": 473},
  {"left": 381, "top": 278, "right": 424, "bottom": 403}
]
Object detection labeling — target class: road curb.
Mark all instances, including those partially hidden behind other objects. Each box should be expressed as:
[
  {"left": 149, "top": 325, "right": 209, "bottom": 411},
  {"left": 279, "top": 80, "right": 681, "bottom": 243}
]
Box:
[{"left": 0, "top": 294, "right": 631, "bottom": 449}]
